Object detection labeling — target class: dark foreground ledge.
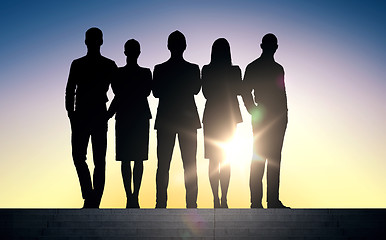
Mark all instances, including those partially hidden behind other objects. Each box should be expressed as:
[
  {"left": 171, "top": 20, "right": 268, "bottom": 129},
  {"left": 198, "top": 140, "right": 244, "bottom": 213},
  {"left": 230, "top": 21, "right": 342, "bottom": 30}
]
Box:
[{"left": 1, "top": 209, "right": 385, "bottom": 239}]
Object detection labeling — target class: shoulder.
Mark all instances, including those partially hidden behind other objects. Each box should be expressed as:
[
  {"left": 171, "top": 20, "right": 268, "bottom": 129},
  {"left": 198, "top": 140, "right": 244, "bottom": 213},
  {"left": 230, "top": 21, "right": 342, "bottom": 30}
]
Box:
[
  {"left": 187, "top": 61, "right": 199, "bottom": 70},
  {"left": 202, "top": 64, "right": 210, "bottom": 73},
  {"left": 231, "top": 65, "right": 241, "bottom": 73},
  {"left": 154, "top": 61, "right": 167, "bottom": 71},
  {"left": 71, "top": 56, "right": 86, "bottom": 65},
  {"left": 139, "top": 66, "right": 152, "bottom": 77},
  {"left": 139, "top": 66, "right": 151, "bottom": 73},
  {"left": 274, "top": 62, "right": 284, "bottom": 73},
  {"left": 116, "top": 66, "right": 125, "bottom": 73},
  {"left": 246, "top": 58, "right": 261, "bottom": 69},
  {"left": 101, "top": 56, "right": 117, "bottom": 66}
]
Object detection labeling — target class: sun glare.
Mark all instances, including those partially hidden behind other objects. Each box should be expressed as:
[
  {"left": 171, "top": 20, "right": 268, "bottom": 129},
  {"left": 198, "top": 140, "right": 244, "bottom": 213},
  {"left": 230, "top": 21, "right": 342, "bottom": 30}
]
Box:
[{"left": 221, "top": 130, "right": 253, "bottom": 166}]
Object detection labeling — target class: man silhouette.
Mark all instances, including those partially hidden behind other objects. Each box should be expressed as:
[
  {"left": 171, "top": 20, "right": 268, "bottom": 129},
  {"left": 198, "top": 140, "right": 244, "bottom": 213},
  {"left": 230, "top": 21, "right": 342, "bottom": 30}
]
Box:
[
  {"left": 153, "top": 30, "right": 201, "bottom": 208},
  {"left": 65, "top": 27, "right": 117, "bottom": 208},
  {"left": 243, "top": 33, "right": 289, "bottom": 208}
]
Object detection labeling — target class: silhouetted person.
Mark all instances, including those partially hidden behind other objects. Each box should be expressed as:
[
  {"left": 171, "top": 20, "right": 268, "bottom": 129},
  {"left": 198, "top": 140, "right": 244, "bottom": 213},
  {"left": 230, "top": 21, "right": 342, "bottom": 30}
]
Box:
[
  {"left": 107, "top": 39, "right": 152, "bottom": 208},
  {"left": 65, "top": 27, "right": 117, "bottom": 208},
  {"left": 242, "top": 33, "right": 289, "bottom": 208},
  {"left": 153, "top": 30, "right": 201, "bottom": 208},
  {"left": 202, "top": 38, "right": 243, "bottom": 208}
]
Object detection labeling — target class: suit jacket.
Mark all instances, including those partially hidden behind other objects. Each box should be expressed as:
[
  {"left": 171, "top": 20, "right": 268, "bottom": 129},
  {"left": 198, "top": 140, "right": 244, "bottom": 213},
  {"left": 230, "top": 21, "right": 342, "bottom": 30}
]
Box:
[
  {"left": 65, "top": 54, "right": 117, "bottom": 114},
  {"left": 243, "top": 56, "right": 288, "bottom": 120},
  {"left": 153, "top": 58, "right": 201, "bottom": 130},
  {"left": 109, "top": 64, "right": 152, "bottom": 121},
  {"left": 202, "top": 64, "right": 243, "bottom": 126}
]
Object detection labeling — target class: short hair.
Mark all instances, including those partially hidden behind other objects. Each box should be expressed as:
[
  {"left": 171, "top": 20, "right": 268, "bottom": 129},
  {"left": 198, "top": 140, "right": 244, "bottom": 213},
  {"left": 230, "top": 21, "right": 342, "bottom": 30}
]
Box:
[
  {"left": 124, "top": 39, "right": 140, "bottom": 53},
  {"left": 261, "top": 33, "right": 278, "bottom": 49},
  {"left": 167, "top": 30, "right": 186, "bottom": 52},
  {"left": 85, "top": 27, "right": 103, "bottom": 46}
]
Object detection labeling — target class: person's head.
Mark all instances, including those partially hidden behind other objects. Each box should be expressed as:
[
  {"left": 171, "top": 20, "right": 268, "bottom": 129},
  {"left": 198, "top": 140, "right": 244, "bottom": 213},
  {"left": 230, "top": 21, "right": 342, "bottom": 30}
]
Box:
[
  {"left": 210, "top": 38, "right": 232, "bottom": 66},
  {"left": 260, "top": 33, "right": 278, "bottom": 55},
  {"left": 124, "top": 39, "right": 141, "bottom": 60},
  {"left": 85, "top": 27, "right": 103, "bottom": 51},
  {"left": 167, "top": 30, "right": 186, "bottom": 55}
]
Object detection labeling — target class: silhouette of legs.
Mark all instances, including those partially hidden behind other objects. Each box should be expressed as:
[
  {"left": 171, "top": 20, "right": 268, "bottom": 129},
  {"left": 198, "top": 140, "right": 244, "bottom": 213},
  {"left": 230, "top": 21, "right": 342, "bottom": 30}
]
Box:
[
  {"left": 209, "top": 149, "right": 230, "bottom": 208},
  {"left": 209, "top": 157, "right": 220, "bottom": 208},
  {"left": 155, "top": 129, "right": 198, "bottom": 208},
  {"left": 122, "top": 161, "right": 143, "bottom": 208},
  {"left": 71, "top": 116, "right": 93, "bottom": 208},
  {"left": 178, "top": 130, "right": 198, "bottom": 208},
  {"left": 250, "top": 160, "right": 265, "bottom": 208},
  {"left": 70, "top": 113, "right": 107, "bottom": 208},
  {"left": 250, "top": 115, "right": 288, "bottom": 208},
  {"left": 267, "top": 156, "right": 281, "bottom": 204},
  {"left": 133, "top": 161, "right": 143, "bottom": 208},
  {"left": 121, "top": 162, "right": 132, "bottom": 207},
  {"left": 219, "top": 159, "right": 230, "bottom": 208},
  {"left": 155, "top": 129, "right": 175, "bottom": 208},
  {"left": 91, "top": 123, "right": 107, "bottom": 207}
]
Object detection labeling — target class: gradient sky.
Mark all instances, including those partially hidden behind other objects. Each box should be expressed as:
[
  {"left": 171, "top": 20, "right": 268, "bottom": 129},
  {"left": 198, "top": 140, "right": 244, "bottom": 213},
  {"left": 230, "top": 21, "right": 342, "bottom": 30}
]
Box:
[{"left": 0, "top": 0, "right": 385, "bottom": 208}]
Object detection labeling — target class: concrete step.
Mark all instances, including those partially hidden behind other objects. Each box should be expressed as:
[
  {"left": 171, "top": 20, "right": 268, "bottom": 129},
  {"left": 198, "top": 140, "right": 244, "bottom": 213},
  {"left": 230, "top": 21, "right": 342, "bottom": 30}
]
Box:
[
  {"left": 42, "top": 227, "right": 214, "bottom": 237},
  {"left": 47, "top": 219, "right": 338, "bottom": 229},
  {"left": 0, "top": 209, "right": 385, "bottom": 239},
  {"left": 48, "top": 220, "right": 213, "bottom": 228}
]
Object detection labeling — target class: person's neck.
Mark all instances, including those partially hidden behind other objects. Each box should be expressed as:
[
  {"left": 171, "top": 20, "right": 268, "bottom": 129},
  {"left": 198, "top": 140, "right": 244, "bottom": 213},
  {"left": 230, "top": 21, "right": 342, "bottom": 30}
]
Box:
[
  {"left": 126, "top": 58, "right": 138, "bottom": 66},
  {"left": 260, "top": 52, "right": 275, "bottom": 60},
  {"left": 170, "top": 53, "right": 184, "bottom": 61},
  {"left": 87, "top": 49, "right": 101, "bottom": 57}
]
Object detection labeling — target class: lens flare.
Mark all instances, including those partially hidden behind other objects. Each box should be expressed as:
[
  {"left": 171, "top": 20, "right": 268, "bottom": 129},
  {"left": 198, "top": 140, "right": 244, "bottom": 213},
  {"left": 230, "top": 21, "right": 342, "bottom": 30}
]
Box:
[
  {"left": 180, "top": 210, "right": 210, "bottom": 237},
  {"left": 251, "top": 105, "right": 265, "bottom": 125}
]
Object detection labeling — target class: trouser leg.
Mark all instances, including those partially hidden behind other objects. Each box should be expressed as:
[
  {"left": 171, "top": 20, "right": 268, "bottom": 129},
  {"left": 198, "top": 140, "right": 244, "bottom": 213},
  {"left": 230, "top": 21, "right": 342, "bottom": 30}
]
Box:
[
  {"left": 71, "top": 116, "right": 92, "bottom": 200},
  {"left": 156, "top": 129, "right": 175, "bottom": 208},
  {"left": 250, "top": 159, "right": 265, "bottom": 207},
  {"left": 267, "top": 157, "right": 281, "bottom": 203},
  {"left": 267, "top": 117, "right": 287, "bottom": 204},
  {"left": 91, "top": 121, "right": 107, "bottom": 207},
  {"left": 178, "top": 130, "right": 198, "bottom": 208},
  {"left": 250, "top": 134, "right": 266, "bottom": 207}
]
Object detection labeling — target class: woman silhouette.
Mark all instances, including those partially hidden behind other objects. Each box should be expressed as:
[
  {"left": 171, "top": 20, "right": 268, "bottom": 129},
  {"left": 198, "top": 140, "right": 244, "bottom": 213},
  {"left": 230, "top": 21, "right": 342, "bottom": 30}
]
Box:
[
  {"left": 202, "top": 38, "right": 243, "bottom": 208},
  {"left": 107, "top": 39, "right": 152, "bottom": 208}
]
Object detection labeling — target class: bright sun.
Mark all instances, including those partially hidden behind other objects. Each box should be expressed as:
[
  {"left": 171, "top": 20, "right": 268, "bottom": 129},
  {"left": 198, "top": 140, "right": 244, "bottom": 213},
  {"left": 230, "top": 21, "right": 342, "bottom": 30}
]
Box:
[{"left": 221, "top": 129, "right": 253, "bottom": 166}]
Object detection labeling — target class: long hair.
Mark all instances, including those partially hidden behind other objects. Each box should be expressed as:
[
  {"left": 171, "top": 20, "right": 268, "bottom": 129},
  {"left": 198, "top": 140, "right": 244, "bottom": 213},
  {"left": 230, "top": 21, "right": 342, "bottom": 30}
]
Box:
[{"left": 210, "top": 38, "right": 232, "bottom": 66}]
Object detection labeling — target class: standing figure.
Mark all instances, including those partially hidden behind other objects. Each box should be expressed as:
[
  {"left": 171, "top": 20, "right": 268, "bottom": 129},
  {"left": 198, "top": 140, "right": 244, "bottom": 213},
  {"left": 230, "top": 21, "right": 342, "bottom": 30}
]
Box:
[
  {"left": 107, "top": 39, "right": 152, "bottom": 208},
  {"left": 65, "top": 27, "right": 117, "bottom": 208},
  {"left": 243, "top": 33, "right": 289, "bottom": 208},
  {"left": 153, "top": 30, "right": 201, "bottom": 208},
  {"left": 202, "top": 38, "right": 243, "bottom": 208}
]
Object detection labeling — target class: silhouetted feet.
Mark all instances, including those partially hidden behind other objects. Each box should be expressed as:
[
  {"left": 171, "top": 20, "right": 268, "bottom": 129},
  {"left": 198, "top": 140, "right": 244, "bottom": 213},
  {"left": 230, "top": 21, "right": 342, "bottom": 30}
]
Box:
[
  {"left": 186, "top": 203, "right": 197, "bottom": 208},
  {"left": 83, "top": 191, "right": 100, "bottom": 208},
  {"left": 267, "top": 200, "right": 290, "bottom": 209},
  {"left": 213, "top": 197, "right": 220, "bottom": 208},
  {"left": 125, "top": 198, "right": 131, "bottom": 208},
  {"left": 82, "top": 197, "right": 93, "bottom": 208},
  {"left": 155, "top": 202, "right": 166, "bottom": 208},
  {"left": 220, "top": 198, "right": 228, "bottom": 208},
  {"left": 126, "top": 196, "right": 140, "bottom": 208},
  {"left": 132, "top": 196, "right": 140, "bottom": 208},
  {"left": 250, "top": 202, "right": 263, "bottom": 208}
]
